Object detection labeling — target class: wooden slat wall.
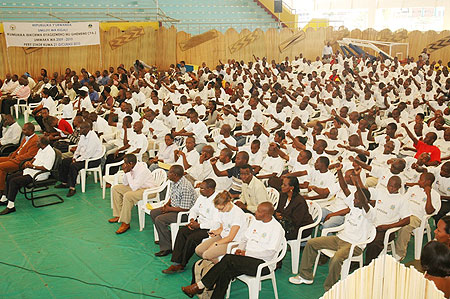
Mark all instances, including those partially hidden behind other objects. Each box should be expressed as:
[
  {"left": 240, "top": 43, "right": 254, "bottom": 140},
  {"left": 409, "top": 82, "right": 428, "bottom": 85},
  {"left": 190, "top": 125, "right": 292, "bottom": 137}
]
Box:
[{"left": 1, "top": 26, "right": 450, "bottom": 79}]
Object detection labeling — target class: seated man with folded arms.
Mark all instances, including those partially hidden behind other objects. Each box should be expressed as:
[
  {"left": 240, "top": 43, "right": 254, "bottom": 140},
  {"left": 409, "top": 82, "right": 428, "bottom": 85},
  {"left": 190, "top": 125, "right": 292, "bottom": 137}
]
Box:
[
  {"left": 0, "top": 114, "right": 22, "bottom": 146},
  {"left": 254, "top": 143, "right": 284, "bottom": 181},
  {"left": 289, "top": 171, "right": 375, "bottom": 291},
  {"left": 151, "top": 165, "right": 197, "bottom": 257},
  {"left": 364, "top": 176, "right": 411, "bottom": 265},
  {"left": 394, "top": 172, "right": 440, "bottom": 261},
  {"left": 56, "top": 121, "right": 103, "bottom": 197},
  {"left": 162, "top": 179, "right": 219, "bottom": 274},
  {"left": 0, "top": 136, "right": 55, "bottom": 215},
  {"left": 181, "top": 202, "right": 284, "bottom": 299},
  {"left": 235, "top": 164, "right": 269, "bottom": 213},
  {"left": 303, "top": 157, "right": 339, "bottom": 206},
  {"left": 109, "top": 154, "right": 157, "bottom": 234}
]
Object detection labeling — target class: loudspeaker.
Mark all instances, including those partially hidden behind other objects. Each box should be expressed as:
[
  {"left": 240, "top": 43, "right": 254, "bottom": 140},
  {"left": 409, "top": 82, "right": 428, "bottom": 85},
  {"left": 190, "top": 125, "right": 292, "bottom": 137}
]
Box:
[{"left": 274, "top": 0, "right": 282, "bottom": 13}]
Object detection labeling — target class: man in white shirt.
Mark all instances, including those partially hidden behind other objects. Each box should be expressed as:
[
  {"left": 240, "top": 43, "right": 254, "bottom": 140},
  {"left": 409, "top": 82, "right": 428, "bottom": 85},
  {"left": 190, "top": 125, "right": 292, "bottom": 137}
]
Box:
[
  {"left": 174, "top": 110, "right": 208, "bottom": 152},
  {"left": 289, "top": 174, "right": 375, "bottom": 291},
  {"left": 148, "top": 133, "right": 178, "bottom": 171},
  {"left": 89, "top": 112, "right": 112, "bottom": 140},
  {"left": 209, "top": 148, "right": 234, "bottom": 191},
  {"left": 109, "top": 154, "right": 157, "bottom": 234},
  {"left": 75, "top": 86, "right": 95, "bottom": 113},
  {"left": 303, "top": 157, "right": 339, "bottom": 205},
  {"left": 322, "top": 42, "right": 333, "bottom": 58},
  {"left": 394, "top": 172, "right": 440, "bottom": 261},
  {"left": 182, "top": 202, "right": 284, "bottom": 298},
  {"left": 364, "top": 176, "right": 411, "bottom": 265},
  {"left": 0, "top": 114, "right": 22, "bottom": 146},
  {"left": 0, "top": 136, "right": 55, "bottom": 215},
  {"left": 56, "top": 121, "right": 103, "bottom": 197},
  {"left": 162, "top": 179, "right": 218, "bottom": 274},
  {"left": 174, "top": 136, "right": 200, "bottom": 171},
  {"left": 430, "top": 161, "right": 450, "bottom": 222}
]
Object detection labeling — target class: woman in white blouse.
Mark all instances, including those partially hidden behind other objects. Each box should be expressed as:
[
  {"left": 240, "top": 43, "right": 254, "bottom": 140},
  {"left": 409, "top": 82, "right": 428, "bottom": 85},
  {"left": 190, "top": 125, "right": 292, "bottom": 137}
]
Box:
[{"left": 195, "top": 191, "right": 247, "bottom": 264}]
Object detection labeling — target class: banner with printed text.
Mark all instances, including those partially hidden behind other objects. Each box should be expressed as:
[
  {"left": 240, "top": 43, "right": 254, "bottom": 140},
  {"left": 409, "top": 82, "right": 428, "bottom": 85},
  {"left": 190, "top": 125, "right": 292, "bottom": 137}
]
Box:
[{"left": 3, "top": 22, "right": 100, "bottom": 47}]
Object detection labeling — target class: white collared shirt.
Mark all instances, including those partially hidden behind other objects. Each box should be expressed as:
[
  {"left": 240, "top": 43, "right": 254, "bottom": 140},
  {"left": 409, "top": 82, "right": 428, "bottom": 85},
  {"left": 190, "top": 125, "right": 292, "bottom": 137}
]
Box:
[
  {"left": 23, "top": 145, "right": 55, "bottom": 181},
  {"left": 122, "top": 162, "right": 157, "bottom": 191},
  {"left": 1, "top": 122, "right": 22, "bottom": 145},
  {"left": 74, "top": 130, "right": 103, "bottom": 162}
]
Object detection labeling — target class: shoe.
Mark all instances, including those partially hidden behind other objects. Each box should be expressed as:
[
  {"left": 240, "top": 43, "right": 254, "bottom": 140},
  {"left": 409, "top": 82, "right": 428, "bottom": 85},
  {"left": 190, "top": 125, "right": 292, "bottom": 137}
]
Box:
[
  {"left": 108, "top": 217, "right": 120, "bottom": 223},
  {"left": 0, "top": 201, "right": 7, "bottom": 206},
  {"left": 154, "top": 240, "right": 159, "bottom": 245},
  {"left": 318, "top": 254, "right": 330, "bottom": 265},
  {"left": 393, "top": 253, "right": 404, "bottom": 262},
  {"left": 55, "top": 183, "right": 68, "bottom": 189},
  {"left": 0, "top": 207, "right": 16, "bottom": 215},
  {"left": 181, "top": 283, "right": 203, "bottom": 298},
  {"left": 66, "top": 189, "right": 76, "bottom": 197},
  {"left": 115, "top": 223, "right": 130, "bottom": 234},
  {"left": 289, "top": 275, "right": 313, "bottom": 285},
  {"left": 162, "top": 264, "right": 185, "bottom": 274},
  {"left": 155, "top": 250, "right": 172, "bottom": 257}
]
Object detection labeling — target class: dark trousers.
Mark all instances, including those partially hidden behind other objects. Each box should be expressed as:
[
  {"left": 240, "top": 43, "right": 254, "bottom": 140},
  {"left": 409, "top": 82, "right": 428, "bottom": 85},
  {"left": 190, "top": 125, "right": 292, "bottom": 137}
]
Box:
[
  {"left": 150, "top": 208, "right": 179, "bottom": 251},
  {"left": 35, "top": 115, "right": 45, "bottom": 132},
  {"left": 104, "top": 153, "right": 125, "bottom": 175},
  {"left": 1, "top": 98, "right": 18, "bottom": 114},
  {"left": 6, "top": 171, "right": 33, "bottom": 202},
  {"left": 202, "top": 254, "right": 270, "bottom": 299},
  {"left": 364, "top": 230, "right": 395, "bottom": 265},
  {"left": 434, "top": 201, "right": 450, "bottom": 223},
  {"left": 59, "top": 158, "right": 101, "bottom": 188},
  {"left": 171, "top": 226, "right": 209, "bottom": 267}
]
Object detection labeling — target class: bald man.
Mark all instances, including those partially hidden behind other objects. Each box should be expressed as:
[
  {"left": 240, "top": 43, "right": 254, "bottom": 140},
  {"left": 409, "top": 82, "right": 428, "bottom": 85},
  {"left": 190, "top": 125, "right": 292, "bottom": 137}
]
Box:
[
  {"left": 182, "top": 202, "right": 285, "bottom": 298},
  {"left": 0, "top": 122, "right": 39, "bottom": 197}
]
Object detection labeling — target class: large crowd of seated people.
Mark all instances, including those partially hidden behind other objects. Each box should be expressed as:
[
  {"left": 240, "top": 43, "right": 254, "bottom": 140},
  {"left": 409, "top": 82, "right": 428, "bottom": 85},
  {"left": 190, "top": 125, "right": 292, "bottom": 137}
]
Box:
[{"left": 0, "top": 49, "right": 449, "bottom": 297}]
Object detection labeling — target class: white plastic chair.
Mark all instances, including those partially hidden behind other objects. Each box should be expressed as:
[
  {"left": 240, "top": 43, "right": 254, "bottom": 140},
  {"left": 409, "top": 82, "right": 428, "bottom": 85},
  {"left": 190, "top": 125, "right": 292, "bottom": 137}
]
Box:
[
  {"left": 23, "top": 102, "right": 40, "bottom": 123},
  {"left": 102, "top": 160, "right": 124, "bottom": 200},
  {"left": 225, "top": 237, "right": 287, "bottom": 299},
  {"left": 381, "top": 227, "right": 402, "bottom": 256},
  {"left": 13, "top": 97, "right": 29, "bottom": 120},
  {"left": 288, "top": 201, "right": 322, "bottom": 274},
  {"left": 137, "top": 169, "right": 169, "bottom": 232},
  {"left": 169, "top": 211, "right": 190, "bottom": 249},
  {"left": 312, "top": 224, "right": 377, "bottom": 280},
  {"left": 412, "top": 214, "right": 434, "bottom": 260},
  {"left": 266, "top": 187, "right": 280, "bottom": 209},
  {"left": 79, "top": 145, "right": 106, "bottom": 193}
]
